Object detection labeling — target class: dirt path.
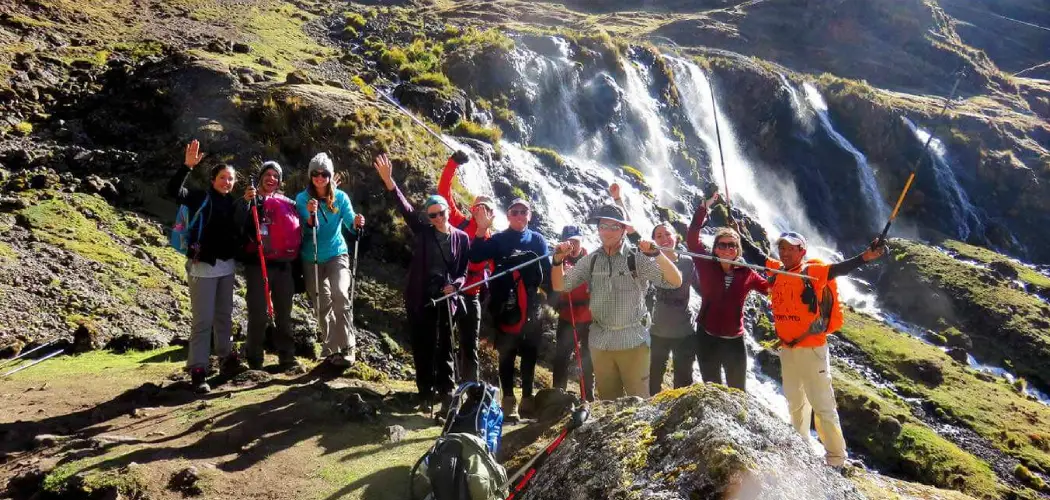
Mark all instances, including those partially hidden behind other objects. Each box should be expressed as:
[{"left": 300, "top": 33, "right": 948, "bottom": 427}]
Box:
[{"left": 0, "top": 348, "right": 452, "bottom": 499}]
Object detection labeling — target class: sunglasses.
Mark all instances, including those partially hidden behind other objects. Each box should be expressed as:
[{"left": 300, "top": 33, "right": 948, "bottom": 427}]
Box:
[
  {"left": 715, "top": 241, "right": 738, "bottom": 250},
  {"left": 598, "top": 223, "right": 624, "bottom": 231},
  {"left": 509, "top": 209, "right": 530, "bottom": 216},
  {"left": 310, "top": 171, "right": 331, "bottom": 178},
  {"left": 427, "top": 210, "right": 447, "bottom": 219}
]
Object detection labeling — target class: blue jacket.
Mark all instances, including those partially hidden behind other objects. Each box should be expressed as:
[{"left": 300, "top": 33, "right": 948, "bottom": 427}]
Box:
[
  {"left": 296, "top": 189, "right": 358, "bottom": 263},
  {"left": 469, "top": 227, "right": 552, "bottom": 293}
]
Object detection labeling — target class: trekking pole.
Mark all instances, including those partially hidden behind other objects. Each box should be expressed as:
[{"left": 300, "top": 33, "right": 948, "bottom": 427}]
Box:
[
  {"left": 876, "top": 71, "right": 965, "bottom": 248},
  {"left": 0, "top": 339, "right": 57, "bottom": 369},
  {"left": 567, "top": 297, "right": 588, "bottom": 403},
  {"left": 503, "top": 405, "right": 590, "bottom": 499},
  {"left": 430, "top": 253, "right": 548, "bottom": 305},
  {"left": 311, "top": 210, "right": 324, "bottom": 345},
  {"left": 250, "top": 180, "right": 275, "bottom": 325},
  {"left": 706, "top": 74, "right": 731, "bottom": 208},
  {"left": 657, "top": 246, "right": 815, "bottom": 280},
  {"left": 2, "top": 349, "right": 64, "bottom": 378},
  {"left": 379, "top": 92, "right": 457, "bottom": 152}
]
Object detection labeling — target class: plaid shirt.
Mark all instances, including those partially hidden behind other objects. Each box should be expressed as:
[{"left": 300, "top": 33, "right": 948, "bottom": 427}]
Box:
[{"left": 561, "top": 240, "right": 677, "bottom": 351}]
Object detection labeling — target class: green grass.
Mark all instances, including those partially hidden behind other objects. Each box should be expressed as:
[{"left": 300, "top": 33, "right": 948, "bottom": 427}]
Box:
[
  {"left": 834, "top": 363, "right": 1005, "bottom": 498},
  {"left": 17, "top": 193, "right": 188, "bottom": 309},
  {"left": 343, "top": 11, "right": 367, "bottom": 30},
  {"left": 42, "top": 451, "right": 148, "bottom": 496},
  {"left": 450, "top": 120, "right": 501, "bottom": 144},
  {"left": 350, "top": 76, "right": 375, "bottom": 97},
  {"left": 378, "top": 38, "right": 443, "bottom": 78},
  {"left": 409, "top": 71, "right": 452, "bottom": 90},
  {"left": 312, "top": 425, "right": 440, "bottom": 498},
  {"left": 840, "top": 311, "right": 1050, "bottom": 479},
  {"left": 941, "top": 239, "right": 1050, "bottom": 289},
  {"left": 887, "top": 239, "right": 1050, "bottom": 391},
  {"left": 190, "top": 2, "right": 333, "bottom": 75},
  {"left": 13, "top": 121, "right": 32, "bottom": 136},
  {"left": 0, "top": 241, "right": 16, "bottom": 262},
  {"left": 7, "top": 346, "right": 184, "bottom": 382},
  {"left": 443, "top": 27, "right": 514, "bottom": 52},
  {"left": 525, "top": 146, "right": 568, "bottom": 170}
]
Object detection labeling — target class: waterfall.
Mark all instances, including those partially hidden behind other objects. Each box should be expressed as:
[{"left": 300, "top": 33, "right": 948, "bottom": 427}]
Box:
[
  {"left": 800, "top": 82, "right": 890, "bottom": 228},
  {"left": 902, "top": 117, "right": 983, "bottom": 241},
  {"left": 619, "top": 56, "right": 676, "bottom": 196}
]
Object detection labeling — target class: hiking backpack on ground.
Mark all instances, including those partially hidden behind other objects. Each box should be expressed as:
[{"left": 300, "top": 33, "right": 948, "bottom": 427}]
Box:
[
  {"left": 170, "top": 195, "right": 210, "bottom": 256},
  {"left": 488, "top": 251, "right": 544, "bottom": 335},
  {"left": 410, "top": 381, "right": 508, "bottom": 500},
  {"left": 244, "top": 194, "right": 302, "bottom": 262}
]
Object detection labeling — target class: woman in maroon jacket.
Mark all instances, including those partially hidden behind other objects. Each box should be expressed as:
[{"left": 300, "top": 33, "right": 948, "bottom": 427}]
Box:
[{"left": 687, "top": 193, "right": 770, "bottom": 391}]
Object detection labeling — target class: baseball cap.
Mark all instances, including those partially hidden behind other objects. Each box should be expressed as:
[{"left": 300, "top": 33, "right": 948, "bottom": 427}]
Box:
[
  {"left": 561, "top": 225, "right": 583, "bottom": 241},
  {"left": 507, "top": 198, "right": 531, "bottom": 211},
  {"left": 471, "top": 194, "right": 496, "bottom": 211},
  {"left": 776, "top": 231, "right": 807, "bottom": 249}
]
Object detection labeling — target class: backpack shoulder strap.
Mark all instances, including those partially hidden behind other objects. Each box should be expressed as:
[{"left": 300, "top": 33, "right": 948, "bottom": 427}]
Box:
[{"left": 627, "top": 251, "right": 637, "bottom": 278}]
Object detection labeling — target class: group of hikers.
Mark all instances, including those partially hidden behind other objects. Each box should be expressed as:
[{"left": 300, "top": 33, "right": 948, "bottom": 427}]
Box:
[{"left": 170, "top": 140, "right": 886, "bottom": 469}]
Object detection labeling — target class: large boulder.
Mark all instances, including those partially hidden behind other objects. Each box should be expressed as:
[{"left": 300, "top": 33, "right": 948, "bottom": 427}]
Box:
[{"left": 509, "top": 384, "right": 863, "bottom": 499}]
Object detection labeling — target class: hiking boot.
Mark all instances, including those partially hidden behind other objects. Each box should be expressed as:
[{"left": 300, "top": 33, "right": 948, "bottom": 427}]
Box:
[
  {"left": 502, "top": 394, "right": 520, "bottom": 423},
  {"left": 326, "top": 353, "right": 352, "bottom": 369},
  {"left": 247, "top": 357, "right": 264, "bottom": 371},
  {"left": 220, "top": 353, "right": 248, "bottom": 378},
  {"left": 190, "top": 368, "right": 210, "bottom": 394},
  {"left": 519, "top": 395, "right": 535, "bottom": 419},
  {"left": 434, "top": 393, "right": 454, "bottom": 424},
  {"left": 277, "top": 358, "right": 305, "bottom": 374}
]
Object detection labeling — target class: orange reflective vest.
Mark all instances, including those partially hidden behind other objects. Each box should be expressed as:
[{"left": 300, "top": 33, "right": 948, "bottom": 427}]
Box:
[{"left": 766, "top": 257, "right": 842, "bottom": 348}]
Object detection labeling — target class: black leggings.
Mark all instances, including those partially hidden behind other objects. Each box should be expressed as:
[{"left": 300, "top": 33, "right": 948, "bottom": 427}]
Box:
[
  {"left": 649, "top": 335, "right": 695, "bottom": 395},
  {"left": 552, "top": 319, "right": 594, "bottom": 402},
  {"left": 696, "top": 331, "right": 747, "bottom": 391}
]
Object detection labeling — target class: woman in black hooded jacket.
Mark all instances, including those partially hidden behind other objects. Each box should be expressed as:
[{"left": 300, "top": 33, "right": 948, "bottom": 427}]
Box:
[{"left": 167, "top": 140, "right": 243, "bottom": 393}]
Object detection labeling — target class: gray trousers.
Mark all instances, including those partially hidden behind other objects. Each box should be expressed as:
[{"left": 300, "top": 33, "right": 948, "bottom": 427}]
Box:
[
  {"left": 304, "top": 253, "right": 354, "bottom": 357},
  {"left": 188, "top": 273, "right": 235, "bottom": 369},
  {"left": 244, "top": 262, "right": 296, "bottom": 365}
]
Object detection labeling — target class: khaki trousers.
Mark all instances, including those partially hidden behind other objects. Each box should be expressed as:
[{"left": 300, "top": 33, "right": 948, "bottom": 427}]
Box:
[
  {"left": 780, "top": 344, "right": 848, "bottom": 466},
  {"left": 590, "top": 344, "right": 650, "bottom": 400}
]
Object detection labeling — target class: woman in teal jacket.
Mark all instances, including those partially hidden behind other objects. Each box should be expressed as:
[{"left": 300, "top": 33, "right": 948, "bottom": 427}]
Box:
[{"left": 297, "top": 152, "right": 364, "bottom": 367}]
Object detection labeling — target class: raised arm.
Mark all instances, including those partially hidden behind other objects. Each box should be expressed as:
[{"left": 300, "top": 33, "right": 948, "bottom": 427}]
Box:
[
  {"left": 336, "top": 190, "right": 362, "bottom": 236},
  {"left": 168, "top": 140, "right": 206, "bottom": 203},
  {"left": 374, "top": 153, "right": 424, "bottom": 233},
  {"left": 827, "top": 240, "right": 887, "bottom": 280},
  {"left": 437, "top": 152, "right": 470, "bottom": 228}
]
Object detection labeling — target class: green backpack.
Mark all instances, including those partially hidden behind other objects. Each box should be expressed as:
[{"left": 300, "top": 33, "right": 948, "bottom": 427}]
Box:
[{"left": 410, "top": 433, "right": 509, "bottom": 500}]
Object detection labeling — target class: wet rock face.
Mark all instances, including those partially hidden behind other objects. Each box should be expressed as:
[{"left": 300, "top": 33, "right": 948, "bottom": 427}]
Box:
[
  {"left": 520, "top": 384, "right": 862, "bottom": 500},
  {"left": 393, "top": 82, "right": 466, "bottom": 127}
]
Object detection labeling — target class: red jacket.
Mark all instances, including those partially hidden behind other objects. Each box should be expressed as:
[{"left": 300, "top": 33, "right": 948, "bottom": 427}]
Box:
[
  {"left": 686, "top": 204, "right": 770, "bottom": 338},
  {"left": 438, "top": 156, "right": 494, "bottom": 296},
  {"left": 557, "top": 249, "right": 592, "bottom": 324}
]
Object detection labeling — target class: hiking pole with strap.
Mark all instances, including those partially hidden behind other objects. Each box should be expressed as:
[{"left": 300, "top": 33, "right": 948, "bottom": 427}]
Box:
[
  {"left": 430, "top": 253, "right": 548, "bottom": 306},
  {"left": 567, "top": 296, "right": 588, "bottom": 403},
  {"left": 503, "top": 405, "right": 590, "bottom": 499},
  {"left": 250, "top": 180, "right": 275, "bottom": 326},
  {"left": 0, "top": 339, "right": 57, "bottom": 369},
  {"left": 311, "top": 209, "right": 324, "bottom": 346},
  {"left": 876, "top": 71, "right": 965, "bottom": 248},
  {"left": 379, "top": 92, "right": 458, "bottom": 152},
  {"left": 707, "top": 74, "right": 731, "bottom": 209},
  {"left": 2, "top": 349, "right": 64, "bottom": 378},
  {"left": 658, "top": 246, "right": 815, "bottom": 280}
]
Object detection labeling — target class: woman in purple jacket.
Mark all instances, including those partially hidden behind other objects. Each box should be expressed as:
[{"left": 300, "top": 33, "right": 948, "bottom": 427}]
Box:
[{"left": 374, "top": 154, "right": 469, "bottom": 416}]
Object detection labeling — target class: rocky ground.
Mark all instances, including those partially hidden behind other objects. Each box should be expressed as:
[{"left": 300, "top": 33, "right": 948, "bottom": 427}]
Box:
[{"left": 1, "top": 0, "right": 1049, "bottom": 499}]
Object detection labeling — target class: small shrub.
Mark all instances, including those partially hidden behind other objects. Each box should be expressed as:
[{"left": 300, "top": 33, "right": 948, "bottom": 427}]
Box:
[
  {"left": 350, "top": 75, "right": 374, "bottom": 97},
  {"left": 410, "top": 71, "right": 451, "bottom": 90},
  {"left": 444, "top": 27, "right": 513, "bottom": 52},
  {"left": 1014, "top": 464, "right": 1048, "bottom": 491},
  {"left": 1013, "top": 377, "right": 1027, "bottom": 394},
  {"left": 342, "top": 26, "right": 359, "bottom": 39},
  {"left": 451, "top": 120, "right": 502, "bottom": 144},
  {"left": 13, "top": 121, "right": 32, "bottom": 136},
  {"left": 343, "top": 11, "right": 367, "bottom": 30}
]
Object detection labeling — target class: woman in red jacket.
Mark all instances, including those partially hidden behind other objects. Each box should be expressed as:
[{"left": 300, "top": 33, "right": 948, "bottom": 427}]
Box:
[
  {"left": 437, "top": 150, "right": 495, "bottom": 383},
  {"left": 686, "top": 193, "right": 770, "bottom": 391}
]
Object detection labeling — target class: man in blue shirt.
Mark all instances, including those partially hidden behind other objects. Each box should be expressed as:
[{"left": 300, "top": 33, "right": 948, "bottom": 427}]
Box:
[{"left": 471, "top": 198, "right": 550, "bottom": 422}]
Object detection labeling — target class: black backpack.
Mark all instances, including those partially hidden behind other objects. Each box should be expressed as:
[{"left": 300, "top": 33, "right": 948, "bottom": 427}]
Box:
[{"left": 488, "top": 251, "right": 544, "bottom": 334}]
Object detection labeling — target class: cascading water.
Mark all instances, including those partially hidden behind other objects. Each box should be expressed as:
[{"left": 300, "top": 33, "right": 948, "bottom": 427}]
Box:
[
  {"left": 800, "top": 82, "right": 890, "bottom": 228},
  {"left": 619, "top": 57, "right": 676, "bottom": 197},
  {"left": 902, "top": 117, "right": 984, "bottom": 241}
]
